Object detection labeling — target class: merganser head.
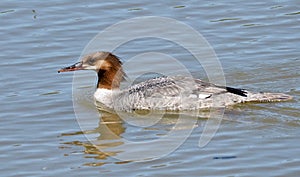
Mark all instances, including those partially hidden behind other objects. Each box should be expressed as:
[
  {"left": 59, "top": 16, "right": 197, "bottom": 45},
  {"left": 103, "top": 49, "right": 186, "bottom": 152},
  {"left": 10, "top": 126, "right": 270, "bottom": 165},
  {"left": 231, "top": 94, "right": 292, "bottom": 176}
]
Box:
[{"left": 58, "top": 51, "right": 125, "bottom": 89}]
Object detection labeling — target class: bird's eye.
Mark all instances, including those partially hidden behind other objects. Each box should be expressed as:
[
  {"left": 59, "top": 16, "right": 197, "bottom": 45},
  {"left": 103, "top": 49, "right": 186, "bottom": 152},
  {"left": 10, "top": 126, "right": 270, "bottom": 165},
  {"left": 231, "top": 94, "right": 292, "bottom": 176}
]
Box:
[{"left": 89, "top": 58, "right": 96, "bottom": 64}]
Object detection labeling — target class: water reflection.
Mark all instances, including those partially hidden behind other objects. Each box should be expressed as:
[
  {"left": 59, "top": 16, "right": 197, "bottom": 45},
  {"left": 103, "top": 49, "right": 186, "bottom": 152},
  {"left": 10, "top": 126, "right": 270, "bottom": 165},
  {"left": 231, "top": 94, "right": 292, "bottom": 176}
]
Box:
[
  {"left": 91, "top": 111, "right": 125, "bottom": 160},
  {"left": 62, "top": 104, "right": 253, "bottom": 165},
  {"left": 61, "top": 111, "right": 126, "bottom": 166},
  {"left": 60, "top": 100, "right": 299, "bottom": 167},
  {"left": 61, "top": 108, "right": 207, "bottom": 165},
  {"left": 92, "top": 110, "right": 198, "bottom": 162}
]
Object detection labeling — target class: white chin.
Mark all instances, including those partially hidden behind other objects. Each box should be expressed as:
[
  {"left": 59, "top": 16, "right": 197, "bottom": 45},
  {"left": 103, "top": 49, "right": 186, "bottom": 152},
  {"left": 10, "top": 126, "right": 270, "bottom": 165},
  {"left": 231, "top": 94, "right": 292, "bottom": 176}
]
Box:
[{"left": 83, "top": 65, "right": 97, "bottom": 70}]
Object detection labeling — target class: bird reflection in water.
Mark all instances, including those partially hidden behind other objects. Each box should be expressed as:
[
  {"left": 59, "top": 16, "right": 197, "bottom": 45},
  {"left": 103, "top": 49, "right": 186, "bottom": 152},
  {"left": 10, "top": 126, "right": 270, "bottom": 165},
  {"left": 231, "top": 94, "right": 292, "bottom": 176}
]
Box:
[
  {"left": 60, "top": 111, "right": 128, "bottom": 166},
  {"left": 60, "top": 106, "right": 234, "bottom": 166}
]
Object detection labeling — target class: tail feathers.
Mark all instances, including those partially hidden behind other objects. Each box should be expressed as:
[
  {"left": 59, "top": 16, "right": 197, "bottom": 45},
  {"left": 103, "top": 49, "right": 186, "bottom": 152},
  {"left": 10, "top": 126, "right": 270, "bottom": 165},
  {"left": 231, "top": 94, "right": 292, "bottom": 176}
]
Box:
[{"left": 245, "top": 92, "right": 293, "bottom": 103}]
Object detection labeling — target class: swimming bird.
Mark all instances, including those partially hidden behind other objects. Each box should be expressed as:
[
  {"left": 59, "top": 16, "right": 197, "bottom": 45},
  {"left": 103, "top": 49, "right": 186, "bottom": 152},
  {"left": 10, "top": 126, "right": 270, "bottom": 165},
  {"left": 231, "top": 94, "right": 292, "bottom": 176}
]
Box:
[{"left": 58, "top": 51, "right": 292, "bottom": 112}]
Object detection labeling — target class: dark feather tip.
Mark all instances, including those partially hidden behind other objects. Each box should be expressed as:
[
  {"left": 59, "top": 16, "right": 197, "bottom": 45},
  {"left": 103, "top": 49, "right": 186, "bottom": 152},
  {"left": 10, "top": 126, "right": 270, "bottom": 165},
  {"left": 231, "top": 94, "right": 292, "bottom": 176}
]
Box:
[{"left": 226, "top": 86, "right": 247, "bottom": 97}]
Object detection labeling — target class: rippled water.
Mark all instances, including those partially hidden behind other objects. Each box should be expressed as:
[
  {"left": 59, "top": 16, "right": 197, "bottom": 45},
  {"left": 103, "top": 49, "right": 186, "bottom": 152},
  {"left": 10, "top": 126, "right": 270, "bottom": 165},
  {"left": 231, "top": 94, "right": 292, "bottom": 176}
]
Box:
[{"left": 1, "top": 0, "right": 299, "bottom": 176}]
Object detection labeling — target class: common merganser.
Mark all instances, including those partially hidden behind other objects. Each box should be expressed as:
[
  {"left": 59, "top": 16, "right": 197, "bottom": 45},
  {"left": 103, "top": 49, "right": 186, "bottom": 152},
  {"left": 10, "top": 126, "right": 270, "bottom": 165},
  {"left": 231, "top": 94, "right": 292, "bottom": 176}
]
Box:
[{"left": 58, "top": 51, "right": 293, "bottom": 112}]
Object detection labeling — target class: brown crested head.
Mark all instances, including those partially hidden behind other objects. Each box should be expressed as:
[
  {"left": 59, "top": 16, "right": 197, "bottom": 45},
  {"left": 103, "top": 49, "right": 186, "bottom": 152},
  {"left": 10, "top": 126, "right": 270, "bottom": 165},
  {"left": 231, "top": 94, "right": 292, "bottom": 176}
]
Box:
[{"left": 58, "top": 51, "right": 125, "bottom": 89}]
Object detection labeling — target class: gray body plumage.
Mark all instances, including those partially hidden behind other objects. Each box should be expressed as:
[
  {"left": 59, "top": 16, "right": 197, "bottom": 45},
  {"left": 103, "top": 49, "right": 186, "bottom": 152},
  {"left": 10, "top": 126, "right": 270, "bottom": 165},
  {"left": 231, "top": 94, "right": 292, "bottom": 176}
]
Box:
[{"left": 95, "top": 76, "right": 292, "bottom": 112}]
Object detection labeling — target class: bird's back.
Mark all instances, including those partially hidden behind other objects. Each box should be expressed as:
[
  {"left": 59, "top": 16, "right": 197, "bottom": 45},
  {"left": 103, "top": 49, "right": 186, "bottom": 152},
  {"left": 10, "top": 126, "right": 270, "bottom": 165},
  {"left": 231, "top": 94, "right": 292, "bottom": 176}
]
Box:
[{"left": 107, "top": 76, "right": 292, "bottom": 112}]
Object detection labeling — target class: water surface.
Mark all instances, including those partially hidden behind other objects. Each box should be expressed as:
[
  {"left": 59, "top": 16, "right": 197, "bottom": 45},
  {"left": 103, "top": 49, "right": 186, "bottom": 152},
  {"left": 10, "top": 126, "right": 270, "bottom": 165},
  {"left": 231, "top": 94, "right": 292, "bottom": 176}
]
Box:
[{"left": 1, "top": 0, "right": 299, "bottom": 176}]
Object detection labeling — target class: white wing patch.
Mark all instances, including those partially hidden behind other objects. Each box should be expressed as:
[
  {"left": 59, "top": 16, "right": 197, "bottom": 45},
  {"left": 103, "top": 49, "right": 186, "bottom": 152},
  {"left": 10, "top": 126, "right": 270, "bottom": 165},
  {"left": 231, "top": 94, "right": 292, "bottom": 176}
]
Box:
[{"left": 197, "top": 93, "right": 211, "bottom": 99}]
